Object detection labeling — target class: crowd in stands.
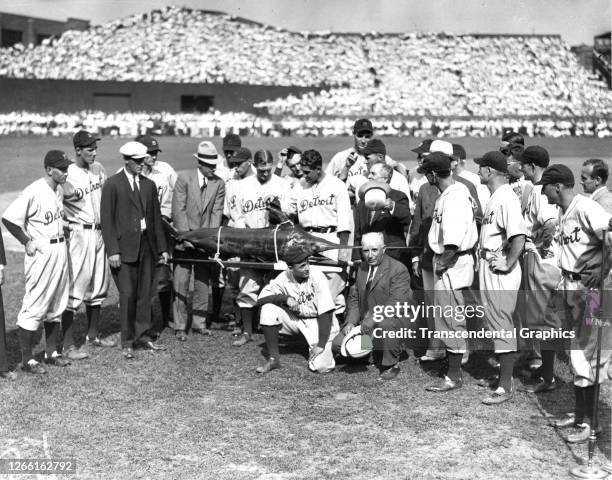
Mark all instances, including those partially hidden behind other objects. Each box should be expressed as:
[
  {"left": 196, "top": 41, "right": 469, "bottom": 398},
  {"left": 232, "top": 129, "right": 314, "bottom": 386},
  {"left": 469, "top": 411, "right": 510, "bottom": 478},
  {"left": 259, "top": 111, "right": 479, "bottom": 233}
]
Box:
[{"left": 1, "top": 110, "right": 610, "bottom": 139}]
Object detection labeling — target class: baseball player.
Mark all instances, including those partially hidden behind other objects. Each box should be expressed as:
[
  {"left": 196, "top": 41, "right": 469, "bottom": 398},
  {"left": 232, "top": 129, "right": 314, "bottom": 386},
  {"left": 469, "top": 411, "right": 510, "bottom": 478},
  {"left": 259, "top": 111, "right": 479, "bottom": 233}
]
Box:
[
  {"left": 137, "top": 134, "right": 177, "bottom": 333},
  {"left": 517, "top": 146, "right": 562, "bottom": 393},
  {"left": 255, "top": 250, "right": 339, "bottom": 374},
  {"left": 2, "top": 150, "right": 72, "bottom": 374},
  {"left": 420, "top": 153, "right": 478, "bottom": 392},
  {"left": 232, "top": 150, "right": 291, "bottom": 346},
  {"left": 287, "top": 149, "right": 352, "bottom": 315},
  {"left": 540, "top": 164, "right": 612, "bottom": 443},
  {"left": 476, "top": 151, "right": 527, "bottom": 405},
  {"left": 275, "top": 146, "right": 303, "bottom": 189},
  {"left": 500, "top": 131, "right": 532, "bottom": 210},
  {"left": 60, "top": 130, "right": 113, "bottom": 360}
]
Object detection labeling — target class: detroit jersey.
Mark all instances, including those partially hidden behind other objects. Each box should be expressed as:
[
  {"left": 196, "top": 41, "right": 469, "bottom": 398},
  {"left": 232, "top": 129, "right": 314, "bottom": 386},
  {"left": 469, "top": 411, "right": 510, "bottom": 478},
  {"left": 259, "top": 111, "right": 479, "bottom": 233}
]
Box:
[
  {"left": 62, "top": 162, "right": 106, "bottom": 225},
  {"left": 479, "top": 184, "right": 527, "bottom": 252},
  {"left": 234, "top": 174, "right": 290, "bottom": 228}
]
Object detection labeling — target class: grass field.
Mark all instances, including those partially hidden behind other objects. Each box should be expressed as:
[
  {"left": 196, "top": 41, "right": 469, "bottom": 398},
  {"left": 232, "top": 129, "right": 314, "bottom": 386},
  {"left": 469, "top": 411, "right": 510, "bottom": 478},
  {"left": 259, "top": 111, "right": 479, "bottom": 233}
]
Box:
[{"left": 0, "top": 135, "right": 611, "bottom": 479}]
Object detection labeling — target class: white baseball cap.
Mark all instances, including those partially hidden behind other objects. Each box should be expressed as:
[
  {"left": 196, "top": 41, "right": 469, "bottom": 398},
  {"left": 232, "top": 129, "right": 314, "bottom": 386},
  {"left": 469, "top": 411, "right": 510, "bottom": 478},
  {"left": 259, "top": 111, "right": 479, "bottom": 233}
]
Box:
[{"left": 426, "top": 140, "right": 453, "bottom": 156}]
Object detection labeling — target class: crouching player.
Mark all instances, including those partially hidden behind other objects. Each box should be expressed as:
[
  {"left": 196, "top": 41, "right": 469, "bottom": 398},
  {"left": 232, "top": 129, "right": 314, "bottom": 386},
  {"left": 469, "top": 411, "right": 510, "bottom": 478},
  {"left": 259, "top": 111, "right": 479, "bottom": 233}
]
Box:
[{"left": 255, "top": 251, "right": 340, "bottom": 374}]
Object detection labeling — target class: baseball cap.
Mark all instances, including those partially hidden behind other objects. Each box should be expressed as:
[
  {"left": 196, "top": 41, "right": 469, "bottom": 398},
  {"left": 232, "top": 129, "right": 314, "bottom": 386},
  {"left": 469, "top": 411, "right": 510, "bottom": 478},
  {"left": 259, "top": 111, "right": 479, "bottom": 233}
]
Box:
[
  {"left": 536, "top": 164, "right": 574, "bottom": 186},
  {"left": 353, "top": 118, "right": 373, "bottom": 135},
  {"left": 411, "top": 139, "right": 433, "bottom": 154},
  {"left": 44, "top": 150, "right": 72, "bottom": 169},
  {"left": 135, "top": 134, "right": 162, "bottom": 153},
  {"left": 287, "top": 146, "right": 302, "bottom": 157},
  {"left": 452, "top": 143, "right": 467, "bottom": 160},
  {"left": 417, "top": 152, "right": 452, "bottom": 174},
  {"left": 194, "top": 141, "right": 219, "bottom": 165},
  {"left": 223, "top": 133, "right": 241, "bottom": 152},
  {"left": 362, "top": 138, "right": 386, "bottom": 157},
  {"left": 518, "top": 146, "right": 550, "bottom": 168},
  {"left": 231, "top": 147, "right": 252, "bottom": 163},
  {"left": 73, "top": 130, "right": 100, "bottom": 148},
  {"left": 474, "top": 151, "right": 508, "bottom": 173},
  {"left": 284, "top": 250, "right": 310, "bottom": 265},
  {"left": 119, "top": 141, "right": 148, "bottom": 160},
  {"left": 427, "top": 140, "right": 454, "bottom": 156}
]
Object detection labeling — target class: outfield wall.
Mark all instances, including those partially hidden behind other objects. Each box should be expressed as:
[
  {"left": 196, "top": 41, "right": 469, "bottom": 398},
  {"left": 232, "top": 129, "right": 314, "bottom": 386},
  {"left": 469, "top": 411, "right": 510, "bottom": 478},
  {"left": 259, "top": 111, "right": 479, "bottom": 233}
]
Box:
[{"left": 0, "top": 78, "right": 321, "bottom": 113}]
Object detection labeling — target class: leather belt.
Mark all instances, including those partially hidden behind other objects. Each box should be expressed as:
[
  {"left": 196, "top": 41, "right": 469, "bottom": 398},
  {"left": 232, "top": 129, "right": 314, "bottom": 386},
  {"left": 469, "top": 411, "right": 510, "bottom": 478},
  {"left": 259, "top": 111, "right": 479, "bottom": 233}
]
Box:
[
  {"left": 50, "top": 236, "right": 65, "bottom": 244},
  {"left": 305, "top": 226, "right": 337, "bottom": 233},
  {"left": 70, "top": 222, "right": 101, "bottom": 230},
  {"left": 561, "top": 269, "right": 582, "bottom": 281},
  {"left": 457, "top": 250, "right": 472, "bottom": 256}
]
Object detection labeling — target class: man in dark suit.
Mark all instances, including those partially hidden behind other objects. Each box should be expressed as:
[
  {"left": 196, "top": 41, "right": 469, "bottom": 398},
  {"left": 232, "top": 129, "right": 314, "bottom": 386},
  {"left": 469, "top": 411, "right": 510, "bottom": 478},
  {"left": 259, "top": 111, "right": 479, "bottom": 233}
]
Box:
[
  {"left": 0, "top": 225, "right": 17, "bottom": 380},
  {"left": 353, "top": 163, "right": 411, "bottom": 266},
  {"left": 171, "top": 141, "right": 225, "bottom": 341},
  {"left": 333, "top": 232, "right": 412, "bottom": 380},
  {"left": 100, "top": 141, "right": 169, "bottom": 359}
]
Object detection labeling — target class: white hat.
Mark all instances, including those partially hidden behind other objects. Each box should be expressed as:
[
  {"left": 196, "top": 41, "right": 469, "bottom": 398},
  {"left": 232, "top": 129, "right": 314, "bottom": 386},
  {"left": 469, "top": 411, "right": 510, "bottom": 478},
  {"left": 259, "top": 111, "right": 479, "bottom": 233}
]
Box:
[
  {"left": 358, "top": 180, "right": 390, "bottom": 210},
  {"left": 119, "top": 141, "right": 148, "bottom": 159},
  {"left": 340, "top": 325, "right": 373, "bottom": 358},
  {"left": 427, "top": 140, "right": 453, "bottom": 156},
  {"left": 193, "top": 141, "right": 219, "bottom": 165}
]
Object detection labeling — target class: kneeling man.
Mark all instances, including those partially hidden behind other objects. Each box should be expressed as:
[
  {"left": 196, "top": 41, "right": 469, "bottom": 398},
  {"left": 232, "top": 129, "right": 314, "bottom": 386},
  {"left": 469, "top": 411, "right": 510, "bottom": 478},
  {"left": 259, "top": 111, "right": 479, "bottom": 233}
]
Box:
[{"left": 255, "top": 251, "right": 340, "bottom": 374}]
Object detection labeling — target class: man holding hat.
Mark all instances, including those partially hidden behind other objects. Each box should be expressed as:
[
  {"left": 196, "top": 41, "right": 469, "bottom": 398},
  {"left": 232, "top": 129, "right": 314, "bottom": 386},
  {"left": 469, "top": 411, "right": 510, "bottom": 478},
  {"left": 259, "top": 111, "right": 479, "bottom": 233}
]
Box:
[
  {"left": 361, "top": 139, "right": 411, "bottom": 203},
  {"left": 539, "top": 164, "right": 612, "bottom": 443},
  {"left": 421, "top": 152, "right": 478, "bottom": 392},
  {"left": 2, "top": 150, "right": 72, "bottom": 373},
  {"left": 136, "top": 135, "right": 177, "bottom": 335},
  {"left": 476, "top": 151, "right": 527, "bottom": 404},
  {"left": 255, "top": 250, "right": 340, "bottom": 374},
  {"left": 274, "top": 146, "right": 303, "bottom": 189},
  {"left": 171, "top": 141, "right": 225, "bottom": 341},
  {"left": 101, "top": 141, "right": 169, "bottom": 359},
  {"left": 60, "top": 130, "right": 114, "bottom": 361}
]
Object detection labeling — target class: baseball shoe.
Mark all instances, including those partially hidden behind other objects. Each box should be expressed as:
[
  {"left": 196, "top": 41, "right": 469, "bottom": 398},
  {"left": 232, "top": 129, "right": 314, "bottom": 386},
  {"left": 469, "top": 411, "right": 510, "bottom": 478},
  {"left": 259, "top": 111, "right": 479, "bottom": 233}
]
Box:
[
  {"left": 419, "top": 350, "right": 446, "bottom": 362},
  {"left": 379, "top": 364, "right": 400, "bottom": 380},
  {"left": 64, "top": 345, "right": 89, "bottom": 360},
  {"left": 140, "top": 341, "right": 167, "bottom": 351},
  {"left": 86, "top": 335, "right": 116, "bottom": 348},
  {"left": 551, "top": 413, "right": 576, "bottom": 429},
  {"left": 192, "top": 327, "right": 213, "bottom": 336},
  {"left": 122, "top": 347, "right": 135, "bottom": 360},
  {"left": 232, "top": 333, "right": 251, "bottom": 347},
  {"left": 21, "top": 359, "right": 47, "bottom": 375},
  {"left": 461, "top": 352, "right": 470, "bottom": 366},
  {"left": 426, "top": 375, "right": 462, "bottom": 392},
  {"left": 256, "top": 357, "right": 281, "bottom": 374},
  {"left": 527, "top": 377, "right": 557, "bottom": 394},
  {"left": 175, "top": 330, "right": 187, "bottom": 342},
  {"left": 0, "top": 370, "right": 18, "bottom": 381},
  {"left": 566, "top": 423, "right": 601, "bottom": 444},
  {"left": 482, "top": 386, "right": 513, "bottom": 405},
  {"left": 44, "top": 351, "right": 71, "bottom": 367}
]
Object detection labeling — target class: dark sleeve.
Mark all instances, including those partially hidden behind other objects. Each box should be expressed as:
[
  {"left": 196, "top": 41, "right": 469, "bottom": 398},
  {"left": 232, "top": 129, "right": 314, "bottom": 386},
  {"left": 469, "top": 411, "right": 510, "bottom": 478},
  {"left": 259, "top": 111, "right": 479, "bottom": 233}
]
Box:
[
  {"left": 0, "top": 225, "right": 5, "bottom": 265},
  {"left": 317, "top": 311, "right": 333, "bottom": 348},
  {"left": 390, "top": 192, "right": 411, "bottom": 229},
  {"left": 344, "top": 281, "right": 361, "bottom": 326},
  {"left": 407, "top": 188, "right": 423, "bottom": 254},
  {"left": 386, "top": 261, "right": 412, "bottom": 306},
  {"left": 352, "top": 203, "right": 363, "bottom": 262},
  {"left": 100, "top": 180, "right": 120, "bottom": 257},
  {"left": 150, "top": 181, "right": 167, "bottom": 254},
  {"left": 2, "top": 218, "right": 30, "bottom": 247}
]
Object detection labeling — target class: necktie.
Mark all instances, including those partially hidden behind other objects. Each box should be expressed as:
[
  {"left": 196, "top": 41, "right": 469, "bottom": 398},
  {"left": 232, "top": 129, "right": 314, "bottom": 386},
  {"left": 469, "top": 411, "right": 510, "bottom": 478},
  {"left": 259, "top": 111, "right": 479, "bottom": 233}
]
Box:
[
  {"left": 132, "top": 174, "right": 144, "bottom": 216},
  {"left": 200, "top": 181, "right": 206, "bottom": 194},
  {"left": 365, "top": 267, "right": 374, "bottom": 292}
]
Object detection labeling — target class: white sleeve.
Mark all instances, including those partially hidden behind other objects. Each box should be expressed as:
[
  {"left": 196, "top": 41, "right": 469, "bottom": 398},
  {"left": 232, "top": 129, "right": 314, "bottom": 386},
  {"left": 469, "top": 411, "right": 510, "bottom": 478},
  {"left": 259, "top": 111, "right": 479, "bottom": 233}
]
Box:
[
  {"left": 336, "top": 181, "right": 353, "bottom": 233},
  {"left": 2, "top": 189, "right": 32, "bottom": 229}
]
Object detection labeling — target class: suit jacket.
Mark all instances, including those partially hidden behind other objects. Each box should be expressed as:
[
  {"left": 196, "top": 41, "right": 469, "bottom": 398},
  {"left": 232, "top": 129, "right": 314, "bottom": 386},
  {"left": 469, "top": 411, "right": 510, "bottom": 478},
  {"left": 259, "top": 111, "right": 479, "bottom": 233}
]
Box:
[
  {"left": 591, "top": 187, "right": 612, "bottom": 214},
  {"left": 407, "top": 182, "right": 439, "bottom": 268},
  {"left": 172, "top": 170, "right": 225, "bottom": 231},
  {"left": 345, "top": 254, "right": 412, "bottom": 326},
  {"left": 353, "top": 189, "right": 411, "bottom": 263},
  {"left": 101, "top": 170, "right": 167, "bottom": 263}
]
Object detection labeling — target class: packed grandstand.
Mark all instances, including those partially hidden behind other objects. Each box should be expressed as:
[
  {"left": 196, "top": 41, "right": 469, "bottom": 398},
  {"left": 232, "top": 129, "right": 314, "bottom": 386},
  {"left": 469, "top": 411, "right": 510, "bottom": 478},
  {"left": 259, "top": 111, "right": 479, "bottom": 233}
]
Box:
[{"left": 0, "top": 6, "right": 610, "bottom": 137}]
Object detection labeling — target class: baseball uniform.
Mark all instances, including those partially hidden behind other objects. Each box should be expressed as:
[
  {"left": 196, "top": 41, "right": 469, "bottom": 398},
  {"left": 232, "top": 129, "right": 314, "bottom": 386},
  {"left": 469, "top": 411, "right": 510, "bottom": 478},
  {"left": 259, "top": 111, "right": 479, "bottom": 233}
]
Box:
[
  {"left": 479, "top": 183, "right": 528, "bottom": 352},
  {"left": 429, "top": 182, "right": 478, "bottom": 353},
  {"left": 3, "top": 178, "right": 69, "bottom": 331},
  {"left": 62, "top": 162, "right": 109, "bottom": 311},
  {"left": 258, "top": 269, "right": 340, "bottom": 372},
  {"left": 555, "top": 195, "right": 612, "bottom": 386}
]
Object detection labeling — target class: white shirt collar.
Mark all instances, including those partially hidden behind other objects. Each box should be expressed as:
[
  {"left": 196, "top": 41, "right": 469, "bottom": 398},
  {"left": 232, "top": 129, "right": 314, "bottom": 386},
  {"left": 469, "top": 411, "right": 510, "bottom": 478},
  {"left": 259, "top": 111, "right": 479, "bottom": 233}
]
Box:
[
  {"left": 590, "top": 186, "right": 607, "bottom": 199},
  {"left": 197, "top": 169, "right": 207, "bottom": 188},
  {"left": 123, "top": 168, "right": 139, "bottom": 189}
]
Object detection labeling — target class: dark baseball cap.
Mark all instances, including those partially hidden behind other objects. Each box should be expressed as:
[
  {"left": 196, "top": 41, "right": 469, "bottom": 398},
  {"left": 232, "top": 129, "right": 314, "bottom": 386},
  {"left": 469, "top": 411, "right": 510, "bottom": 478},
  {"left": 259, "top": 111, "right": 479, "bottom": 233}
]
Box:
[
  {"left": 231, "top": 147, "right": 252, "bottom": 163},
  {"left": 536, "top": 164, "right": 574, "bottom": 186},
  {"left": 417, "top": 152, "right": 451, "bottom": 174},
  {"left": 284, "top": 250, "right": 310, "bottom": 265},
  {"left": 73, "top": 130, "right": 100, "bottom": 148},
  {"left": 518, "top": 145, "right": 549, "bottom": 168},
  {"left": 135, "top": 134, "right": 162, "bottom": 153},
  {"left": 362, "top": 138, "right": 386, "bottom": 157},
  {"left": 452, "top": 143, "right": 467, "bottom": 160},
  {"left": 44, "top": 150, "right": 72, "bottom": 169},
  {"left": 353, "top": 118, "right": 373, "bottom": 135},
  {"left": 411, "top": 139, "right": 433, "bottom": 154},
  {"left": 474, "top": 151, "right": 508, "bottom": 173},
  {"left": 223, "top": 133, "right": 241, "bottom": 152},
  {"left": 287, "top": 146, "right": 302, "bottom": 156}
]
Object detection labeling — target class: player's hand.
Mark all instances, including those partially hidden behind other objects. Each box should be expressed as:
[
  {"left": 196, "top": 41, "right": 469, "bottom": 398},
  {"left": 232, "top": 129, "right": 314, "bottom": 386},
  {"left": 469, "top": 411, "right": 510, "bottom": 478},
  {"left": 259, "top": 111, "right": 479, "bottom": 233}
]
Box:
[
  {"left": 584, "top": 269, "right": 601, "bottom": 289},
  {"left": 108, "top": 254, "right": 121, "bottom": 269},
  {"left": 382, "top": 199, "right": 395, "bottom": 212},
  {"left": 286, "top": 297, "right": 299, "bottom": 312},
  {"left": 411, "top": 259, "right": 421, "bottom": 278},
  {"left": 309, "top": 345, "right": 325, "bottom": 364},
  {"left": 340, "top": 322, "right": 355, "bottom": 337},
  {"left": 25, "top": 240, "right": 43, "bottom": 257},
  {"left": 489, "top": 257, "right": 510, "bottom": 273},
  {"left": 159, "top": 252, "right": 169, "bottom": 265},
  {"left": 345, "top": 151, "right": 358, "bottom": 167},
  {"left": 277, "top": 148, "right": 288, "bottom": 164}
]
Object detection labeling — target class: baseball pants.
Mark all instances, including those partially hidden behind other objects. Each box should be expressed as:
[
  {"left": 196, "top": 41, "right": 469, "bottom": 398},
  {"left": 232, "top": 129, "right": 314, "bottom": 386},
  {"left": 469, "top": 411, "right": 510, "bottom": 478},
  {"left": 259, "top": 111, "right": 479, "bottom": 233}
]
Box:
[
  {"left": 422, "top": 266, "right": 445, "bottom": 354},
  {"left": 260, "top": 303, "right": 339, "bottom": 373},
  {"left": 67, "top": 228, "right": 109, "bottom": 311},
  {"left": 309, "top": 231, "right": 347, "bottom": 314},
  {"left": 17, "top": 241, "right": 69, "bottom": 331}
]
